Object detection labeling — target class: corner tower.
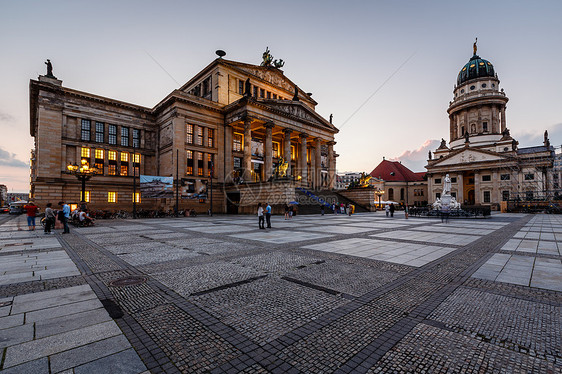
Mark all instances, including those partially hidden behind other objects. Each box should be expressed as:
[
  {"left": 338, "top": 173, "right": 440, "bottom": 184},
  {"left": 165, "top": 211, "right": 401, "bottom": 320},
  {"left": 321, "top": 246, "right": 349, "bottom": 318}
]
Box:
[{"left": 447, "top": 39, "right": 509, "bottom": 151}]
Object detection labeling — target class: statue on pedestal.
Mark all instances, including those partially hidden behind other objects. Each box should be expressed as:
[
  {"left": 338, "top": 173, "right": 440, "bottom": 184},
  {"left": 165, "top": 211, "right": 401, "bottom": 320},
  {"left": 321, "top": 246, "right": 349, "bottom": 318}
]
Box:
[
  {"left": 443, "top": 174, "right": 452, "bottom": 195},
  {"left": 45, "top": 59, "right": 56, "bottom": 78}
]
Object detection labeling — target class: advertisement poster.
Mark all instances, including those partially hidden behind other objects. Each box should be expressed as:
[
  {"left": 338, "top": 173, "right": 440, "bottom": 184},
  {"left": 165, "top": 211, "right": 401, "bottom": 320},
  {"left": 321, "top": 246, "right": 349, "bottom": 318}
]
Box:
[{"left": 139, "top": 175, "right": 173, "bottom": 198}]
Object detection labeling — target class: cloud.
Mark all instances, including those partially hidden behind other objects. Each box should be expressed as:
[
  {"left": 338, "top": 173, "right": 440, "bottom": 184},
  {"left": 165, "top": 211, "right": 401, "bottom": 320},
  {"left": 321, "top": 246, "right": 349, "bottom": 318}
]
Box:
[
  {"left": 389, "top": 139, "right": 440, "bottom": 172},
  {"left": 0, "top": 111, "right": 15, "bottom": 122},
  {"left": 0, "top": 147, "right": 28, "bottom": 168},
  {"left": 513, "top": 122, "right": 562, "bottom": 149}
]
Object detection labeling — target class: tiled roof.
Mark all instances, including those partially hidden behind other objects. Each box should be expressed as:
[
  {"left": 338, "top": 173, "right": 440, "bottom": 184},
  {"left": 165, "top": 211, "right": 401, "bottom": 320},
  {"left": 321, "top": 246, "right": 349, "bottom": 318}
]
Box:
[{"left": 369, "top": 160, "right": 425, "bottom": 182}]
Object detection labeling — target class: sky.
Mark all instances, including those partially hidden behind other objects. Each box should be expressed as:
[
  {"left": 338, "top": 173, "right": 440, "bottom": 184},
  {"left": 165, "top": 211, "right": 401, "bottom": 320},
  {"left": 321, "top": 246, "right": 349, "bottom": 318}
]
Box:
[{"left": 1, "top": 0, "right": 561, "bottom": 192}]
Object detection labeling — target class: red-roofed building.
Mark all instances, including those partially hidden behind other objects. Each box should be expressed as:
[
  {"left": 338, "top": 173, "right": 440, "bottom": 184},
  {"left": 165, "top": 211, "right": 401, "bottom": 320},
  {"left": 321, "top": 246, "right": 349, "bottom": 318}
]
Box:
[{"left": 369, "top": 159, "right": 428, "bottom": 207}]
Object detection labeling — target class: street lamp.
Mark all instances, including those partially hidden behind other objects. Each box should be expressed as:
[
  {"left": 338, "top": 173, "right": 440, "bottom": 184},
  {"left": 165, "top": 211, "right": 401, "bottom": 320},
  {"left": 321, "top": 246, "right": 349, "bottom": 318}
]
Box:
[
  {"left": 374, "top": 188, "right": 385, "bottom": 210},
  {"left": 66, "top": 159, "right": 100, "bottom": 204}
]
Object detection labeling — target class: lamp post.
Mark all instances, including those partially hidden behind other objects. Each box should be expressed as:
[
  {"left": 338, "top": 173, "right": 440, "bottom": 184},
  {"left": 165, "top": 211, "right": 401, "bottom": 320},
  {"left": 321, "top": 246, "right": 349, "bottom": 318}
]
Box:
[
  {"left": 66, "top": 159, "right": 100, "bottom": 205},
  {"left": 374, "top": 188, "right": 385, "bottom": 210}
]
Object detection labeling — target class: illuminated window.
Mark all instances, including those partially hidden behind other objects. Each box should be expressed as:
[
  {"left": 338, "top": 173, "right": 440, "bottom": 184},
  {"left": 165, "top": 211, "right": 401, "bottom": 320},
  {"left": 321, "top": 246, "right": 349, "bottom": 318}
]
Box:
[
  {"left": 95, "top": 122, "right": 104, "bottom": 143},
  {"left": 108, "top": 151, "right": 116, "bottom": 161},
  {"left": 120, "top": 165, "right": 128, "bottom": 176},
  {"left": 198, "top": 153, "right": 204, "bottom": 176},
  {"left": 81, "top": 148, "right": 90, "bottom": 158},
  {"left": 273, "top": 142, "right": 280, "bottom": 158},
  {"left": 81, "top": 119, "right": 91, "bottom": 141},
  {"left": 108, "top": 165, "right": 116, "bottom": 175},
  {"left": 132, "top": 192, "right": 140, "bottom": 203},
  {"left": 121, "top": 127, "right": 129, "bottom": 146},
  {"left": 121, "top": 152, "right": 129, "bottom": 162},
  {"left": 186, "top": 150, "right": 193, "bottom": 175},
  {"left": 82, "top": 191, "right": 90, "bottom": 203},
  {"left": 291, "top": 145, "right": 295, "bottom": 160},
  {"left": 94, "top": 149, "right": 104, "bottom": 159},
  {"left": 186, "top": 124, "right": 194, "bottom": 144},
  {"left": 233, "top": 133, "right": 243, "bottom": 152},
  {"left": 196, "top": 126, "right": 203, "bottom": 146},
  {"left": 108, "top": 125, "right": 117, "bottom": 145},
  {"left": 107, "top": 192, "right": 116, "bottom": 203},
  {"left": 207, "top": 154, "right": 213, "bottom": 177},
  {"left": 132, "top": 153, "right": 140, "bottom": 163},
  {"left": 207, "top": 128, "right": 214, "bottom": 148}
]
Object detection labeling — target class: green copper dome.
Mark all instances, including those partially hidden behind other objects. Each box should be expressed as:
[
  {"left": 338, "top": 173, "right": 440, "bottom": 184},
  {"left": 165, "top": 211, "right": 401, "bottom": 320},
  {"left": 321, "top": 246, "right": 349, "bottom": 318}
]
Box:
[{"left": 457, "top": 55, "right": 495, "bottom": 85}]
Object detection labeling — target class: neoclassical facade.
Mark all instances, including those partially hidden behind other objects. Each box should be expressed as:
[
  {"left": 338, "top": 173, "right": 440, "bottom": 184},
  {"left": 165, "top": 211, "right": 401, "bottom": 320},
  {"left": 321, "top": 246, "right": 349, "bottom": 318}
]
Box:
[
  {"left": 29, "top": 51, "right": 338, "bottom": 212},
  {"left": 426, "top": 43, "right": 554, "bottom": 208}
]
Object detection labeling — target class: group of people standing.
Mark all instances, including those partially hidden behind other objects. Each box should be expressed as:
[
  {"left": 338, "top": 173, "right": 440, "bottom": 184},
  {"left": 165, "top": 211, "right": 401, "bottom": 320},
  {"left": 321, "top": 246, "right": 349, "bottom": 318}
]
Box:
[
  {"left": 257, "top": 203, "right": 272, "bottom": 229},
  {"left": 22, "top": 201, "right": 71, "bottom": 234}
]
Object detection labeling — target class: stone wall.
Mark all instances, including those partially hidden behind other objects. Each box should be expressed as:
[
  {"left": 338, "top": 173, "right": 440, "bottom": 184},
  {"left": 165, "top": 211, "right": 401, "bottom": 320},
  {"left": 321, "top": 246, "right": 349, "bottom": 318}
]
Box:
[
  {"left": 237, "top": 181, "right": 297, "bottom": 214},
  {"left": 337, "top": 188, "right": 376, "bottom": 211}
]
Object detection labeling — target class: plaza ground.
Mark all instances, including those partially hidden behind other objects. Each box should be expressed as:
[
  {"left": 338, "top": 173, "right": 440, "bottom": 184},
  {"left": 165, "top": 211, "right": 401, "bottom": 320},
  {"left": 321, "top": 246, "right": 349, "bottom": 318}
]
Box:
[{"left": 0, "top": 211, "right": 560, "bottom": 373}]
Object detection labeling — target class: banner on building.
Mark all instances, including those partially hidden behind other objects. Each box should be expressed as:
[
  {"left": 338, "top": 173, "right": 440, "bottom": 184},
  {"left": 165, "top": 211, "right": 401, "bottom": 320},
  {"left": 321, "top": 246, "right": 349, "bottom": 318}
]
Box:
[{"left": 140, "top": 175, "right": 173, "bottom": 198}]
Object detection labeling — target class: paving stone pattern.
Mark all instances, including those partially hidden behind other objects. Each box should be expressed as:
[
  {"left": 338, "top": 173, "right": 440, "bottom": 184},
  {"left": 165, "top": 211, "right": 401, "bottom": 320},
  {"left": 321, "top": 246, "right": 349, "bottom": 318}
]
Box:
[{"left": 1, "top": 212, "right": 561, "bottom": 373}]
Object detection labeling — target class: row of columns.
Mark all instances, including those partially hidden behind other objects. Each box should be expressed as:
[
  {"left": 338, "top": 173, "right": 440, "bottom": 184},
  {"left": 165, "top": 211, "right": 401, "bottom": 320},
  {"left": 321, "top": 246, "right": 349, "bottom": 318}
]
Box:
[{"left": 230, "top": 118, "right": 335, "bottom": 189}]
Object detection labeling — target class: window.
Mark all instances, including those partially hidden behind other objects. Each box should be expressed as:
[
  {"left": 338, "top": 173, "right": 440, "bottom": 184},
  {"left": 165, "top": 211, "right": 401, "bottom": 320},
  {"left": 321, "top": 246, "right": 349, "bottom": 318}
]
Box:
[
  {"left": 108, "top": 165, "right": 116, "bottom": 175},
  {"left": 207, "top": 128, "right": 214, "bottom": 148},
  {"left": 132, "top": 153, "right": 140, "bottom": 175},
  {"left": 526, "top": 191, "right": 534, "bottom": 201},
  {"left": 81, "top": 119, "right": 91, "bottom": 141},
  {"left": 82, "top": 191, "right": 90, "bottom": 203},
  {"left": 132, "top": 153, "right": 140, "bottom": 163},
  {"left": 482, "top": 175, "right": 491, "bottom": 182},
  {"left": 273, "top": 142, "right": 280, "bottom": 158},
  {"left": 94, "top": 149, "right": 104, "bottom": 174},
  {"left": 233, "top": 133, "right": 243, "bottom": 152},
  {"left": 483, "top": 122, "right": 488, "bottom": 132},
  {"left": 132, "top": 193, "right": 140, "bottom": 203},
  {"left": 291, "top": 145, "right": 295, "bottom": 160},
  {"left": 107, "top": 192, "right": 117, "bottom": 203},
  {"left": 94, "top": 149, "right": 104, "bottom": 159},
  {"left": 451, "top": 192, "right": 456, "bottom": 198},
  {"left": 238, "top": 80, "right": 244, "bottom": 95},
  {"left": 253, "top": 86, "right": 258, "bottom": 98},
  {"left": 388, "top": 188, "right": 394, "bottom": 201},
  {"left": 273, "top": 94, "right": 277, "bottom": 99},
  {"left": 108, "top": 151, "right": 116, "bottom": 161},
  {"left": 132, "top": 129, "right": 140, "bottom": 148},
  {"left": 81, "top": 147, "right": 91, "bottom": 158},
  {"left": 186, "top": 150, "right": 193, "bottom": 175},
  {"left": 260, "top": 88, "right": 265, "bottom": 98},
  {"left": 120, "top": 165, "right": 128, "bottom": 176},
  {"left": 451, "top": 177, "right": 457, "bottom": 183},
  {"left": 483, "top": 191, "right": 491, "bottom": 203},
  {"left": 482, "top": 83, "right": 487, "bottom": 88},
  {"left": 400, "top": 188, "right": 405, "bottom": 201},
  {"left": 95, "top": 122, "right": 104, "bottom": 143},
  {"left": 108, "top": 125, "right": 117, "bottom": 145},
  {"left": 186, "top": 124, "right": 194, "bottom": 144},
  {"left": 500, "top": 174, "right": 510, "bottom": 180},
  {"left": 196, "top": 126, "right": 203, "bottom": 146},
  {"left": 436, "top": 192, "right": 441, "bottom": 199},
  {"left": 502, "top": 190, "right": 509, "bottom": 201},
  {"left": 207, "top": 154, "right": 213, "bottom": 177},
  {"left": 267, "top": 91, "right": 271, "bottom": 99},
  {"left": 461, "top": 126, "right": 465, "bottom": 136},
  {"left": 524, "top": 173, "right": 535, "bottom": 180},
  {"left": 434, "top": 178, "right": 442, "bottom": 184},
  {"left": 197, "top": 153, "right": 204, "bottom": 176},
  {"left": 202, "top": 77, "right": 211, "bottom": 97},
  {"left": 121, "top": 152, "right": 129, "bottom": 162},
  {"left": 121, "top": 127, "right": 129, "bottom": 146}
]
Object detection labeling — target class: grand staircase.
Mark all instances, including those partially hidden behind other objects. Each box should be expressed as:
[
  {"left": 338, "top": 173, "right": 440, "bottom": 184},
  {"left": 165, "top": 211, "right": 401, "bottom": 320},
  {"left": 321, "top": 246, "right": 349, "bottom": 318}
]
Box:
[{"left": 294, "top": 188, "right": 370, "bottom": 215}]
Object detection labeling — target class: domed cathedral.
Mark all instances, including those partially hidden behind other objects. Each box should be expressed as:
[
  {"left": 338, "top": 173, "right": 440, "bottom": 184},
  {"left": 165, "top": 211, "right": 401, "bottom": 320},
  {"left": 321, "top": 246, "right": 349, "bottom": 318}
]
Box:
[{"left": 426, "top": 39, "right": 554, "bottom": 209}]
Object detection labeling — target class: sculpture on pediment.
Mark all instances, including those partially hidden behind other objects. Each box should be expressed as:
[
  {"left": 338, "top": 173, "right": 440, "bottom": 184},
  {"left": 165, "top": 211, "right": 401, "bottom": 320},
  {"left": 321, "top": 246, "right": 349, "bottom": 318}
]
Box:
[
  {"left": 45, "top": 59, "right": 56, "bottom": 78},
  {"left": 329, "top": 114, "right": 333, "bottom": 124},
  {"left": 292, "top": 85, "right": 299, "bottom": 101},
  {"left": 244, "top": 78, "right": 251, "bottom": 97},
  {"left": 428, "top": 151, "right": 432, "bottom": 160},
  {"left": 440, "top": 138, "right": 447, "bottom": 148},
  {"left": 544, "top": 130, "right": 550, "bottom": 147},
  {"left": 273, "top": 59, "right": 284, "bottom": 68},
  {"left": 261, "top": 47, "right": 273, "bottom": 67}
]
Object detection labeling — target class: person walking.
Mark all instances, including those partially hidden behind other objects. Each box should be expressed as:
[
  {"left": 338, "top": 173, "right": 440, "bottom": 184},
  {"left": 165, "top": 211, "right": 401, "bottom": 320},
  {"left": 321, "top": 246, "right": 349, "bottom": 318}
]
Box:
[
  {"left": 44, "top": 203, "right": 55, "bottom": 234},
  {"left": 389, "top": 203, "right": 395, "bottom": 218},
  {"left": 385, "top": 203, "right": 390, "bottom": 217},
  {"left": 24, "top": 202, "right": 39, "bottom": 231},
  {"left": 257, "top": 203, "right": 265, "bottom": 229},
  {"left": 320, "top": 205, "right": 325, "bottom": 216},
  {"left": 284, "top": 204, "right": 289, "bottom": 220},
  {"left": 58, "top": 201, "right": 71, "bottom": 234},
  {"left": 265, "top": 202, "right": 272, "bottom": 228}
]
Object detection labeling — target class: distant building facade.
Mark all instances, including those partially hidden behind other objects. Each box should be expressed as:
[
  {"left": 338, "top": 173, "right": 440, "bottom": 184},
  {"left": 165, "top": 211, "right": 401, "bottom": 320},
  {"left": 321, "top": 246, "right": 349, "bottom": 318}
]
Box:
[
  {"left": 426, "top": 43, "right": 554, "bottom": 208},
  {"left": 335, "top": 172, "right": 363, "bottom": 190},
  {"left": 369, "top": 159, "right": 427, "bottom": 207},
  {"left": 0, "top": 185, "right": 7, "bottom": 206},
  {"left": 29, "top": 51, "right": 338, "bottom": 212}
]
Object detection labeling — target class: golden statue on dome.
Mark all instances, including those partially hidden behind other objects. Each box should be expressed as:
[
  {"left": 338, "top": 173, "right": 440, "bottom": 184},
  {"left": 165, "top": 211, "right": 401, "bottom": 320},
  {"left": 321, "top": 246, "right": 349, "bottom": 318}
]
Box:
[{"left": 473, "top": 37, "right": 478, "bottom": 55}]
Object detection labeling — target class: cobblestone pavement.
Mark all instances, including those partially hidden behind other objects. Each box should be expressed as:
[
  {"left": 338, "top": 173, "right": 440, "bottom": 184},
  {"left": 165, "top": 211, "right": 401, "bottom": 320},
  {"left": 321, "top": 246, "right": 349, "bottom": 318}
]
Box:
[{"left": 1, "top": 212, "right": 560, "bottom": 373}]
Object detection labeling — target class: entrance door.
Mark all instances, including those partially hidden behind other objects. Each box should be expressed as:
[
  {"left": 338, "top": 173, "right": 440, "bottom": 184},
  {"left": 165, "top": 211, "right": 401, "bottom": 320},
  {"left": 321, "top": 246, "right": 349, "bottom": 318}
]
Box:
[
  {"left": 226, "top": 192, "right": 240, "bottom": 214},
  {"left": 467, "top": 190, "right": 475, "bottom": 205}
]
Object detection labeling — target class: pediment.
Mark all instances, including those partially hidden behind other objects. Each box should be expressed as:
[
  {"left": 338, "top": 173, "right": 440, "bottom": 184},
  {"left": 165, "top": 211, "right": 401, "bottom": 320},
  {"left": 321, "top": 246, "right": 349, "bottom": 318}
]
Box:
[
  {"left": 263, "top": 101, "right": 337, "bottom": 132},
  {"left": 432, "top": 148, "right": 507, "bottom": 166},
  {"left": 234, "top": 66, "right": 294, "bottom": 93}
]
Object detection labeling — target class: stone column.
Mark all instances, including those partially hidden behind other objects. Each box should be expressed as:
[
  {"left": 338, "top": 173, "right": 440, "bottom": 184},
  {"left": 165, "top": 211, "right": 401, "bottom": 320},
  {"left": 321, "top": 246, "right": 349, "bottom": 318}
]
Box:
[
  {"left": 457, "top": 173, "right": 464, "bottom": 204},
  {"left": 224, "top": 124, "right": 233, "bottom": 182},
  {"left": 474, "top": 171, "right": 481, "bottom": 204},
  {"left": 203, "top": 152, "right": 208, "bottom": 178},
  {"left": 299, "top": 134, "right": 308, "bottom": 184},
  {"left": 315, "top": 138, "right": 322, "bottom": 189},
  {"left": 500, "top": 106, "right": 506, "bottom": 132},
  {"left": 327, "top": 141, "right": 335, "bottom": 189},
  {"left": 243, "top": 118, "right": 252, "bottom": 181},
  {"left": 492, "top": 169, "right": 499, "bottom": 204},
  {"left": 193, "top": 151, "right": 199, "bottom": 178},
  {"left": 264, "top": 122, "right": 274, "bottom": 181},
  {"left": 283, "top": 129, "right": 292, "bottom": 177},
  {"left": 492, "top": 105, "right": 498, "bottom": 134},
  {"left": 203, "top": 127, "right": 209, "bottom": 148}
]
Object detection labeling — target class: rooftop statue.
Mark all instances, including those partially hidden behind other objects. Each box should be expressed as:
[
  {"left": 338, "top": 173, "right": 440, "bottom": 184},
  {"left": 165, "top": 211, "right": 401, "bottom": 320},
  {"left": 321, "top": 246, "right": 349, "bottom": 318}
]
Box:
[
  {"left": 45, "top": 59, "right": 56, "bottom": 78},
  {"left": 273, "top": 59, "right": 284, "bottom": 68},
  {"left": 261, "top": 47, "right": 273, "bottom": 67},
  {"left": 473, "top": 37, "right": 478, "bottom": 55}
]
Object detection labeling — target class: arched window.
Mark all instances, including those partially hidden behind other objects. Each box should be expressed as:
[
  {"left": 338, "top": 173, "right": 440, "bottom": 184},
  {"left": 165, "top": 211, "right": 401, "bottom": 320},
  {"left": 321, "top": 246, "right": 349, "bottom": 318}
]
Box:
[
  {"left": 400, "top": 188, "right": 405, "bottom": 201},
  {"left": 471, "top": 124, "right": 476, "bottom": 133},
  {"left": 388, "top": 188, "right": 394, "bottom": 201},
  {"left": 461, "top": 126, "right": 465, "bottom": 136}
]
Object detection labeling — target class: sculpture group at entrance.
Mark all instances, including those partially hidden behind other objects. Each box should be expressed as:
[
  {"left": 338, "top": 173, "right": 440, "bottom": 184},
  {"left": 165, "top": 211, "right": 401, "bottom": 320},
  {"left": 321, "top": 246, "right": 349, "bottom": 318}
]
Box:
[{"left": 433, "top": 174, "right": 461, "bottom": 211}]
